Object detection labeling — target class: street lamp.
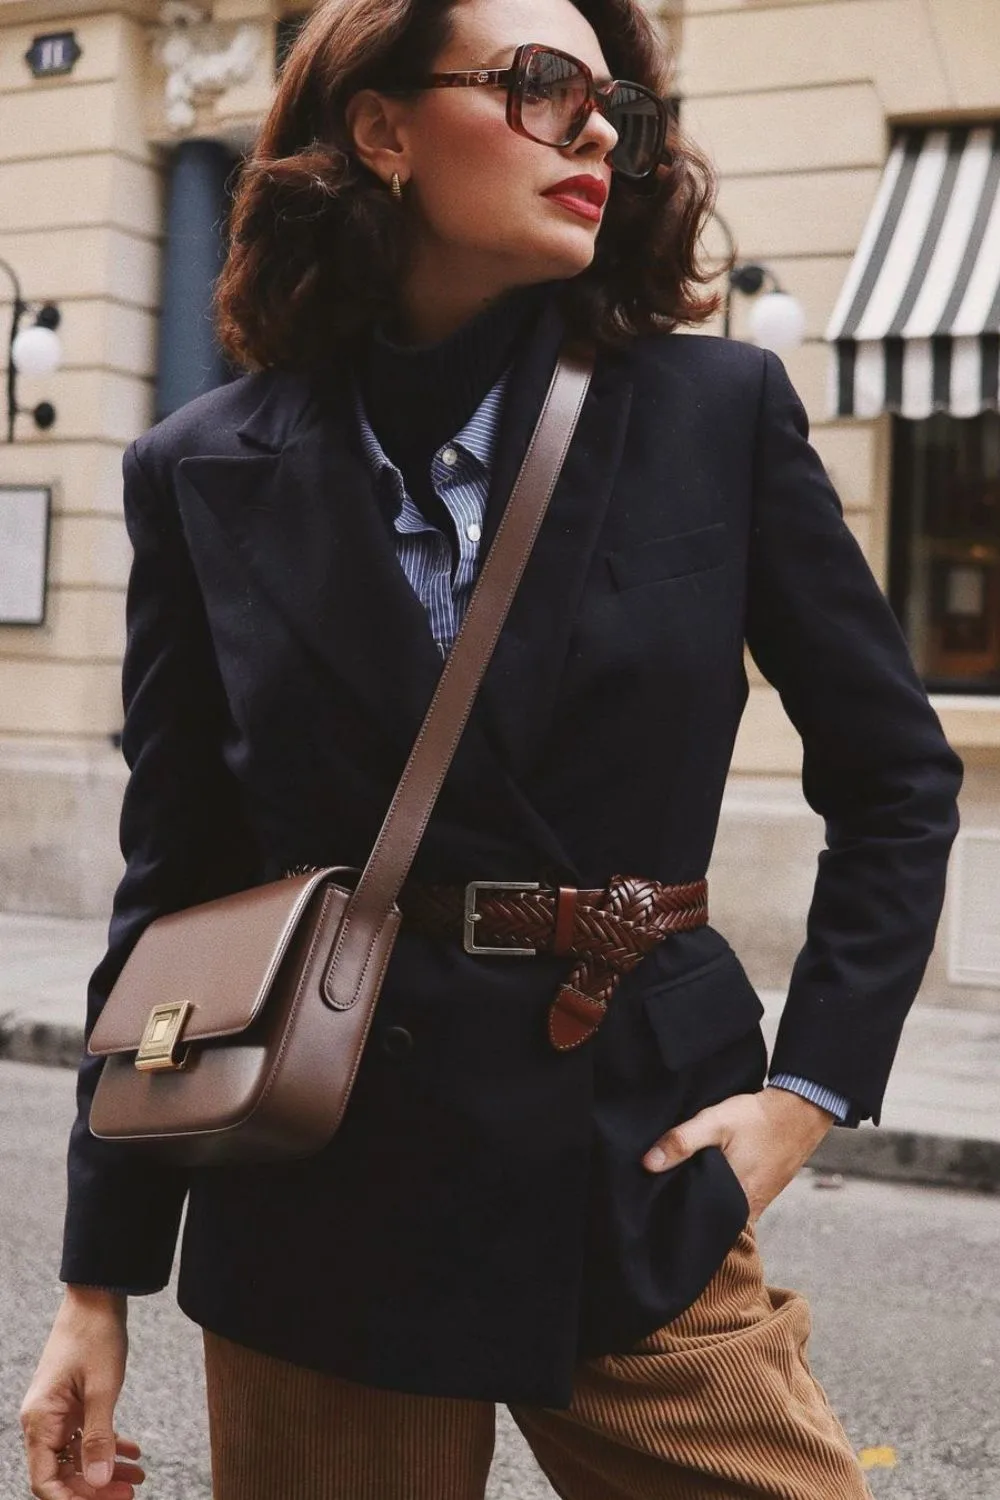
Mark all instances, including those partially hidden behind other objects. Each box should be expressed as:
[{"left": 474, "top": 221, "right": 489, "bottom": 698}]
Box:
[
  {"left": 1, "top": 256, "right": 62, "bottom": 443},
  {"left": 712, "top": 211, "right": 806, "bottom": 352}
]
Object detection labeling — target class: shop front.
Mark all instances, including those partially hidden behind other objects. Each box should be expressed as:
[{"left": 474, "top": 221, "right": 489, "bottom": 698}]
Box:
[{"left": 681, "top": 0, "right": 1000, "bottom": 1008}]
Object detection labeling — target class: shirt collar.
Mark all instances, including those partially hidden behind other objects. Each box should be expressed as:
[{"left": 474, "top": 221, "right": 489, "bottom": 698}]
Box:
[
  {"left": 452, "top": 369, "right": 509, "bottom": 471},
  {"left": 352, "top": 380, "right": 397, "bottom": 484},
  {"left": 352, "top": 365, "right": 511, "bottom": 510}
]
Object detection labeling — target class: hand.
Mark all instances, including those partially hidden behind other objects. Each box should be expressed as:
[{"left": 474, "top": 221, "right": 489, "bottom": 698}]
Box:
[
  {"left": 642, "top": 1087, "right": 836, "bottom": 1223},
  {"left": 20, "top": 1287, "right": 145, "bottom": 1499}
]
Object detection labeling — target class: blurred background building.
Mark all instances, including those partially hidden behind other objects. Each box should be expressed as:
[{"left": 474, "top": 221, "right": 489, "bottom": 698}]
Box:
[{"left": 1, "top": 0, "right": 998, "bottom": 1010}]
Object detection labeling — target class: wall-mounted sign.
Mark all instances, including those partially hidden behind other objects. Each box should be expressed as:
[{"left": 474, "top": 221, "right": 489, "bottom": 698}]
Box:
[
  {"left": 25, "top": 32, "right": 81, "bottom": 78},
  {"left": 0, "top": 486, "right": 51, "bottom": 625}
]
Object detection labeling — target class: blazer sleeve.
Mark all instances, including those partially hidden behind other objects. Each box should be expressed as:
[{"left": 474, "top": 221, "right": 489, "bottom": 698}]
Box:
[
  {"left": 60, "top": 439, "right": 260, "bottom": 1291},
  {"left": 744, "top": 349, "right": 963, "bottom": 1127}
]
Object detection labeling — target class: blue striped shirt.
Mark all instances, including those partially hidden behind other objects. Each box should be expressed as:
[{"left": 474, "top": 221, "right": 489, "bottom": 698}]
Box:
[
  {"left": 353, "top": 374, "right": 853, "bottom": 1127},
  {"left": 354, "top": 370, "right": 510, "bottom": 656}
]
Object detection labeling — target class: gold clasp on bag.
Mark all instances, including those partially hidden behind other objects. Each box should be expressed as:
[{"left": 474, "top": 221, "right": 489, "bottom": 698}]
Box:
[{"left": 135, "top": 1001, "right": 192, "bottom": 1073}]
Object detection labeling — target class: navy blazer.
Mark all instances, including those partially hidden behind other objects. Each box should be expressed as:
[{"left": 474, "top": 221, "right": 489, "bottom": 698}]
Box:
[{"left": 61, "top": 298, "right": 962, "bottom": 1406}]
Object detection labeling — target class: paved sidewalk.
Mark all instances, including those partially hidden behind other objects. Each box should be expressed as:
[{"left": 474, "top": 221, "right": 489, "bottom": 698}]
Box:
[
  {"left": 2, "top": 910, "right": 998, "bottom": 1191},
  {"left": 0, "top": 912, "right": 108, "bottom": 1069}
]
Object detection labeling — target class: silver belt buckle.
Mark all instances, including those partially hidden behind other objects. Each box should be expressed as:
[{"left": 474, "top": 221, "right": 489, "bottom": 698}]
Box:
[{"left": 463, "top": 880, "right": 540, "bottom": 956}]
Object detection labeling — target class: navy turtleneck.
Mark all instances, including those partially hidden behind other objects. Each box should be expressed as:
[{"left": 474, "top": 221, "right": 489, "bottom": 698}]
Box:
[{"left": 357, "top": 283, "right": 552, "bottom": 532}]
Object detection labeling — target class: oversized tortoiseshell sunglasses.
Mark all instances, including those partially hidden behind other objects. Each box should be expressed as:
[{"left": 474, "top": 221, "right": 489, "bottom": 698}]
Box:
[{"left": 396, "top": 42, "right": 670, "bottom": 181}]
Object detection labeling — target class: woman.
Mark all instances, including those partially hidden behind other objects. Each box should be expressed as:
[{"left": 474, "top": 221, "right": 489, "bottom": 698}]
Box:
[{"left": 21, "top": 0, "right": 962, "bottom": 1495}]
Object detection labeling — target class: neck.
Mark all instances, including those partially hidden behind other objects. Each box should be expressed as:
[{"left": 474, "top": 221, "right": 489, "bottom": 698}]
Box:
[
  {"left": 358, "top": 280, "right": 550, "bottom": 522},
  {"left": 398, "top": 243, "right": 550, "bottom": 345}
]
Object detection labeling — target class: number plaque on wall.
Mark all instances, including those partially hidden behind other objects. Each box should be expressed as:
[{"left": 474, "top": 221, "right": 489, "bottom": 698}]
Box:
[
  {"left": 25, "top": 32, "right": 82, "bottom": 78},
  {"left": 0, "top": 486, "right": 51, "bottom": 625}
]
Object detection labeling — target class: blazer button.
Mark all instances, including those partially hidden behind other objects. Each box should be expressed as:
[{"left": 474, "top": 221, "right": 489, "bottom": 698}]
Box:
[{"left": 382, "top": 1025, "right": 414, "bottom": 1059}]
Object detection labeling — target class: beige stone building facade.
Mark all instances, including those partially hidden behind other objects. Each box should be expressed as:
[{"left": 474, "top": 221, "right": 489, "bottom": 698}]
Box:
[
  {"left": 0, "top": 0, "right": 273, "bottom": 911},
  {"left": 679, "top": 0, "right": 1000, "bottom": 1007},
  {"left": 1, "top": 0, "right": 997, "bottom": 1008}
]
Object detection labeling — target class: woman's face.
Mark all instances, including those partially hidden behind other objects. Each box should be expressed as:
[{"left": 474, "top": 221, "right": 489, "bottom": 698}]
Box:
[{"left": 352, "top": 0, "right": 621, "bottom": 318}]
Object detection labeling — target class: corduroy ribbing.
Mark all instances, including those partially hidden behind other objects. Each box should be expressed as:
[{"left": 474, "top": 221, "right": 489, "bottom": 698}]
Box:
[
  {"left": 510, "top": 1225, "right": 873, "bottom": 1499},
  {"left": 202, "top": 1224, "right": 872, "bottom": 1500},
  {"left": 203, "top": 1331, "right": 495, "bottom": 1500}
]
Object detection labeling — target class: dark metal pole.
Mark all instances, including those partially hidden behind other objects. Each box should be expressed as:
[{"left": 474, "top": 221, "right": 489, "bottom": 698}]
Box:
[
  {"left": 710, "top": 211, "right": 737, "bottom": 340},
  {"left": 0, "top": 255, "right": 27, "bottom": 444},
  {"left": 709, "top": 213, "right": 782, "bottom": 340}
]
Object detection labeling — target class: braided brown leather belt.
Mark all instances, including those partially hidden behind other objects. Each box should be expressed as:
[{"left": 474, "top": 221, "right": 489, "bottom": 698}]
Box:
[{"left": 399, "top": 876, "right": 709, "bottom": 1051}]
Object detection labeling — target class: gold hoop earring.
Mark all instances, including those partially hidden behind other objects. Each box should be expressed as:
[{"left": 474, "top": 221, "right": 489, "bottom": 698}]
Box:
[{"left": 390, "top": 172, "right": 403, "bottom": 201}]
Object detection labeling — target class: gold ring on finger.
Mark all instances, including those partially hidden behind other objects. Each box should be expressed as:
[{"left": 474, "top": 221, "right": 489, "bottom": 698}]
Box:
[{"left": 57, "top": 1431, "right": 82, "bottom": 1464}]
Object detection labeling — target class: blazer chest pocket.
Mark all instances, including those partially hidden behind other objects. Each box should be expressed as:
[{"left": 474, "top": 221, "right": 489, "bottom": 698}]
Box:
[
  {"left": 641, "top": 949, "right": 764, "bottom": 1072},
  {"left": 607, "top": 523, "right": 727, "bottom": 591}
]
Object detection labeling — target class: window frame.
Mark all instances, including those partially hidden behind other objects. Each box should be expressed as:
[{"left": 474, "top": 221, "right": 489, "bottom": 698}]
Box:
[{"left": 888, "top": 410, "right": 1000, "bottom": 699}]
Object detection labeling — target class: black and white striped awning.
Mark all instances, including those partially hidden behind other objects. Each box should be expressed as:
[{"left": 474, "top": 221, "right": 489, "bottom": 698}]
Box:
[{"left": 826, "top": 123, "right": 1000, "bottom": 419}]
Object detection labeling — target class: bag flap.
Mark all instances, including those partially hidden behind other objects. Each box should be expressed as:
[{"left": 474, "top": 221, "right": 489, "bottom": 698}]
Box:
[{"left": 88, "top": 869, "right": 348, "bottom": 1057}]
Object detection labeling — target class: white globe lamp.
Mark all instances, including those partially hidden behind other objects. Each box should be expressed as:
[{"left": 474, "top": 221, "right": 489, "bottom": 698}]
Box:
[
  {"left": 748, "top": 292, "right": 806, "bottom": 352},
  {"left": 12, "top": 323, "right": 63, "bottom": 377}
]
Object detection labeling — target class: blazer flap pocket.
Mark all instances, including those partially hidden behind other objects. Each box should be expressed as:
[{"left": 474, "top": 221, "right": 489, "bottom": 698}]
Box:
[
  {"left": 641, "top": 950, "right": 764, "bottom": 1071},
  {"left": 608, "top": 523, "right": 727, "bottom": 589}
]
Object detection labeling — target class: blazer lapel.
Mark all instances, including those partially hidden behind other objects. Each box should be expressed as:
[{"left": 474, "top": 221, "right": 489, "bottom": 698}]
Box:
[
  {"left": 477, "top": 298, "right": 635, "bottom": 783},
  {"left": 175, "top": 368, "right": 446, "bottom": 761},
  {"left": 173, "top": 311, "right": 634, "bottom": 882}
]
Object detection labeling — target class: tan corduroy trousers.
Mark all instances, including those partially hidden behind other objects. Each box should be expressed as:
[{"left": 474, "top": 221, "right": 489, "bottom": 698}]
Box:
[{"left": 203, "top": 1221, "right": 872, "bottom": 1500}]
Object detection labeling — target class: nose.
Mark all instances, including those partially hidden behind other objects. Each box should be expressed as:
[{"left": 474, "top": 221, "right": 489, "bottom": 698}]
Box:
[{"left": 570, "top": 100, "right": 618, "bottom": 166}]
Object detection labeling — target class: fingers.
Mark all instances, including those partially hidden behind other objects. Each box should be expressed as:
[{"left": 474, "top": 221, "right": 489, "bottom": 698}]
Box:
[
  {"left": 643, "top": 1103, "right": 729, "bottom": 1172},
  {"left": 81, "top": 1388, "right": 128, "bottom": 1490},
  {"left": 25, "top": 1427, "right": 144, "bottom": 1500},
  {"left": 101, "top": 1439, "right": 146, "bottom": 1491},
  {"left": 56, "top": 1475, "right": 140, "bottom": 1500},
  {"left": 21, "top": 1297, "right": 134, "bottom": 1500},
  {"left": 81, "top": 1423, "right": 114, "bottom": 1488},
  {"left": 22, "top": 1442, "right": 70, "bottom": 1500},
  {"left": 20, "top": 1404, "right": 80, "bottom": 1499},
  {"left": 70, "top": 1431, "right": 145, "bottom": 1489},
  {"left": 111, "top": 1453, "right": 146, "bottom": 1486}
]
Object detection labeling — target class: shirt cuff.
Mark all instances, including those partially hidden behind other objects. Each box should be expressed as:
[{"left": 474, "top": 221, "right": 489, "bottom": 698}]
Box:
[{"left": 767, "top": 1074, "right": 852, "bottom": 1123}]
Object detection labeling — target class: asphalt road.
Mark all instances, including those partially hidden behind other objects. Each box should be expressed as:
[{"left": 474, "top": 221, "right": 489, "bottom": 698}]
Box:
[{"left": 3, "top": 1059, "right": 998, "bottom": 1500}]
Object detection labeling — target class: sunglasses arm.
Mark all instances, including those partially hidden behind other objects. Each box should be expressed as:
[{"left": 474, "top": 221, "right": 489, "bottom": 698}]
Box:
[{"left": 420, "top": 67, "right": 514, "bottom": 88}]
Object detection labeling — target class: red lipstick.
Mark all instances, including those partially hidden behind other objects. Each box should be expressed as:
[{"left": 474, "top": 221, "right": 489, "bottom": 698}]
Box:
[{"left": 542, "top": 174, "right": 609, "bottom": 223}]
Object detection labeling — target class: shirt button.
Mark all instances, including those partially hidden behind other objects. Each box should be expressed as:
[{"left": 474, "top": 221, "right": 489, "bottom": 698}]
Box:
[
  {"left": 382, "top": 1026, "right": 415, "bottom": 1059},
  {"left": 466, "top": 523, "right": 482, "bottom": 542},
  {"left": 441, "top": 447, "right": 459, "bottom": 467}
]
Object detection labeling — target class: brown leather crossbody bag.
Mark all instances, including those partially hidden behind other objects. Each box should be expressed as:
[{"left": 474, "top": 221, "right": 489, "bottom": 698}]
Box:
[{"left": 86, "top": 345, "right": 595, "bottom": 1167}]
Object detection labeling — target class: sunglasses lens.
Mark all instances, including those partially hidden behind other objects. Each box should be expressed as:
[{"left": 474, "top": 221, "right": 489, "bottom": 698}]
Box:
[
  {"left": 604, "top": 84, "right": 665, "bottom": 178},
  {"left": 519, "top": 49, "right": 590, "bottom": 146}
]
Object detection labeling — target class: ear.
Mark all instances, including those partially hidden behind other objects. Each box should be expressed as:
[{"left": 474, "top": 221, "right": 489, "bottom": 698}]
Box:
[{"left": 345, "top": 89, "right": 411, "bottom": 187}]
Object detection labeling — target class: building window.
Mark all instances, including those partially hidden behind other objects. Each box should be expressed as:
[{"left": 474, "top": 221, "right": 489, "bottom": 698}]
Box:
[{"left": 890, "top": 413, "right": 1000, "bottom": 694}]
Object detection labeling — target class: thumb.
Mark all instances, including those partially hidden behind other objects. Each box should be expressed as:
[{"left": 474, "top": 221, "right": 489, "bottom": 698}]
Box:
[
  {"left": 81, "top": 1390, "right": 117, "bottom": 1490},
  {"left": 644, "top": 1106, "right": 725, "bottom": 1173}
]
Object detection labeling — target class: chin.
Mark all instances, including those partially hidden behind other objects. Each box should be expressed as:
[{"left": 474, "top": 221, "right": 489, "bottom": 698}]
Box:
[{"left": 529, "top": 230, "right": 598, "bottom": 280}]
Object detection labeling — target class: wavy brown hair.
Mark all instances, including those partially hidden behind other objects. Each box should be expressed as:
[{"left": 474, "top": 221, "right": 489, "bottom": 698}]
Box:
[{"left": 216, "top": 0, "right": 727, "bottom": 371}]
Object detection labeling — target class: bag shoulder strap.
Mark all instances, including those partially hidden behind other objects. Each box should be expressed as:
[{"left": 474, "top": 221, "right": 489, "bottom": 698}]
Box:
[{"left": 323, "top": 342, "right": 594, "bottom": 1004}]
